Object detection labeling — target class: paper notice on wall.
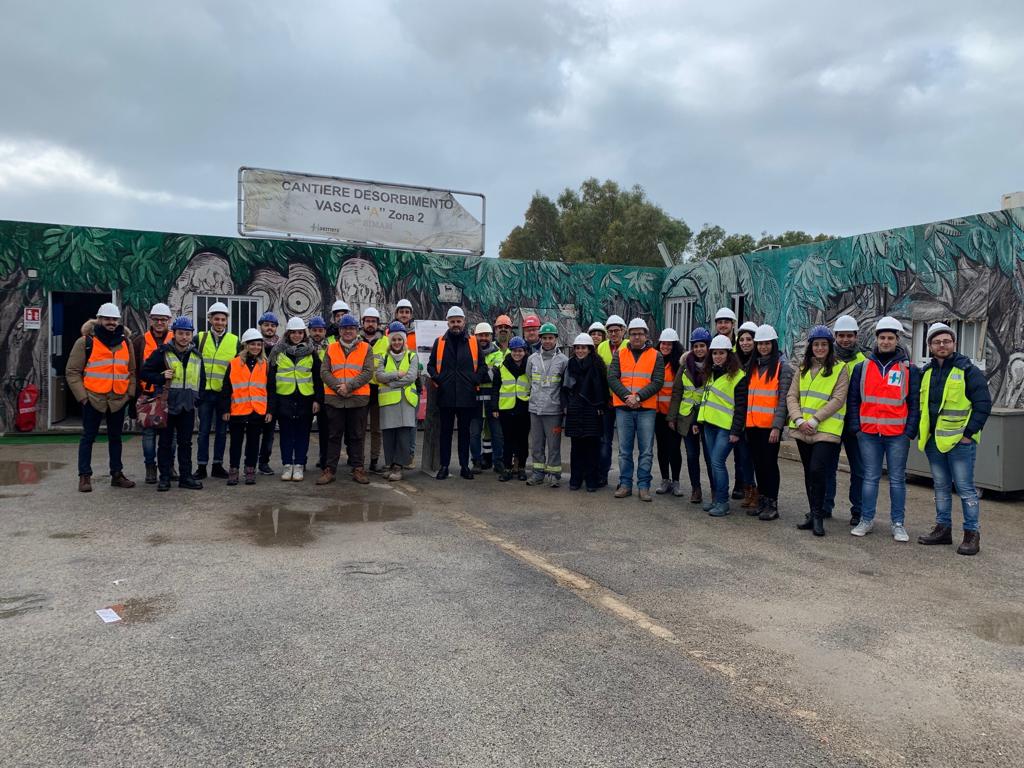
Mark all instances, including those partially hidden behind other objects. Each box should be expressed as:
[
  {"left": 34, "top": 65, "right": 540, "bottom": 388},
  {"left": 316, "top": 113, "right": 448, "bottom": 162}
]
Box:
[{"left": 413, "top": 320, "right": 448, "bottom": 370}]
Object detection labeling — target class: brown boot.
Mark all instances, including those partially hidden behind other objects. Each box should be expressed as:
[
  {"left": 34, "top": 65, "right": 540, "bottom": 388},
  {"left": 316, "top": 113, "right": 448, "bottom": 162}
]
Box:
[
  {"left": 110, "top": 472, "right": 135, "bottom": 489},
  {"left": 78, "top": 475, "right": 92, "bottom": 493},
  {"left": 957, "top": 530, "right": 980, "bottom": 556},
  {"left": 917, "top": 524, "right": 952, "bottom": 545},
  {"left": 690, "top": 488, "right": 702, "bottom": 504},
  {"left": 352, "top": 467, "right": 370, "bottom": 484},
  {"left": 316, "top": 468, "right": 335, "bottom": 485},
  {"left": 741, "top": 485, "right": 759, "bottom": 509}
]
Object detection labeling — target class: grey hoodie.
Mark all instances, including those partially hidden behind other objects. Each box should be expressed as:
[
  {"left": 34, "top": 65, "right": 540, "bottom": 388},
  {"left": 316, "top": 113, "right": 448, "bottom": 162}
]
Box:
[{"left": 525, "top": 346, "right": 568, "bottom": 416}]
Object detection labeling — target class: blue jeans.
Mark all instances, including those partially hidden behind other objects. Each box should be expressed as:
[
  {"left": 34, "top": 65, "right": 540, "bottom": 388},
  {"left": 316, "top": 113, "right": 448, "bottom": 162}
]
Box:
[
  {"left": 196, "top": 390, "right": 228, "bottom": 465},
  {"left": 78, "top": 402, "right": 126, "bottom": 476},
  {"left": 733, "top": 434, "right": 754, "bottom": 487},
  {"left": 615, "top": 407, "right": 656, "bottom": 490},
  {"left": 858, "top": 432, "right": 909, "bottom": 525},
  {"left": 279, "top": 414, "right": 312, "bottom": 466},
  {"left": 470, "top": 410, "right": 504, "bottom": 465},
  {"left": 925, "top": 438, "right": 980, "bottom": 532},
  {"left": 599, "top": 407, "right": 616, "bottom": 483},
  {"left": 824, "top": 426, "right": 864, "bottom": 517},
  {"left": 703, "top": 424, "right": 735, "bottom": 504},
  {"left": 142, "top": 426, "right": 157, "bottom": 467}
]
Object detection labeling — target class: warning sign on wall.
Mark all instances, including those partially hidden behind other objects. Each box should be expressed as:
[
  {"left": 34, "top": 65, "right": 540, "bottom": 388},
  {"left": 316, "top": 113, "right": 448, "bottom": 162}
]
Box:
[{"left": 23, "top": 307, "right": 41, "bottom": 330}]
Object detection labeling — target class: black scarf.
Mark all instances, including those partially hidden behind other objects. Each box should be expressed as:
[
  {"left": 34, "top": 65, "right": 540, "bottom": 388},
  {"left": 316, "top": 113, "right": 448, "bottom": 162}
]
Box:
[
  {"left": 566, "top": 354, "right": 606, "bottom": 405},
  {"left": 503, "top": 355, "right": 527, "bottom": 378},
  {"left": 94, "top": 323, "right": 125, "bottom": 347}
]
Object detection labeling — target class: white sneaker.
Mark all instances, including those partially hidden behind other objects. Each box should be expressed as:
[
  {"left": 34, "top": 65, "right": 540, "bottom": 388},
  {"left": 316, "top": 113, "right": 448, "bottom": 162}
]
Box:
[
  {"left": 280, "top": 464, "right": 294, "bottom": 481},
  {"left": 851, "top": 520, "right": 874, "bottom": 537},
  {"left": 892, "top": 523, "right": 909, "bottom": 542},
  {"left": 292, "top": 465, "right": 304, "bottom": 482}
]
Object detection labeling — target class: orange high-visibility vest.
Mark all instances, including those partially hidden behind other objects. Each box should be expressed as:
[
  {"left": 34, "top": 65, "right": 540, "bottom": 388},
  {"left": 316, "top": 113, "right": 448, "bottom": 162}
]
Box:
[
  {"left": 612, "top": 346, "right": 658, "bottom": 409},
  {"left": 657, "top": 363, "right": 676, "bottom": 415},
  {"left": 859, "top": 359, "right": 909, "bottom": 436},
  {"left": 228, "top": 356, "right": 268, "bottom": 416},
  {"left": 745, "top": 361, "right": 780, "bottom": 428},
  {"left": 139, "top": 330, "right": 163, "bottom": 393},
  {"left": 435, "top": 334, "right": 478, "bottom": 374},
  {"left": 324, "top": 341, "right": 371, "bottom": 397},
  {"left": 83, "top": 337, "right": 131, "bottom": 395},
  {"left": 406, "top": 331, "right": 417, "bottom": 355}
]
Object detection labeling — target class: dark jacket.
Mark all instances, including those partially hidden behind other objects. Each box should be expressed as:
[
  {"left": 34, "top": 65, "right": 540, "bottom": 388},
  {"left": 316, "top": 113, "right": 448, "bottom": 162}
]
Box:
[
  {"left": 141, "top": 342, "right": 206, "bottom": 415},
  {"left": 428, "top": 330, "right": 487, "bottom": 409},
  {"left": 607, "top": 341, "right": 666, "bottom": 407},
  {"left": 267, "top": 344, "right": 324, "bottom": 419},
  {"left": 921, "top": 352, "right": 991, "bottom": 441},
  {"left": 563, "top": 355, "right": 607, "bottom": 438},
  {"left": 846, "top": 346, "right": 920, "bottom": 438}
]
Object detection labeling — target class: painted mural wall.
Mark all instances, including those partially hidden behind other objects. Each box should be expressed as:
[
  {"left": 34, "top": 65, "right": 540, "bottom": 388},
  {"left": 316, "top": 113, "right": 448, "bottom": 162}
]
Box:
[
  {"left": 661, "top": 206, "right": 1024, "bottom": 407},
  {"left": 0, "top": 220, "right": 663, "bottom": 431}
]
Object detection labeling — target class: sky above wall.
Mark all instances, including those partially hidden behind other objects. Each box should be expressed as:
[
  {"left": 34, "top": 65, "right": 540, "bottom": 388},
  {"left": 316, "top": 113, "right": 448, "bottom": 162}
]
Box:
[{"left": 0, "top": 0, "right": 1021, "bottom": 257}]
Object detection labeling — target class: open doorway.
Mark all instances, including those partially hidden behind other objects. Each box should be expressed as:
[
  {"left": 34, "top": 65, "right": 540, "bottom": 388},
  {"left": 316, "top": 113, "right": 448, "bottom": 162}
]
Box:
[{"left": 50, "top": 291, "right": 114, "bottom": 425}]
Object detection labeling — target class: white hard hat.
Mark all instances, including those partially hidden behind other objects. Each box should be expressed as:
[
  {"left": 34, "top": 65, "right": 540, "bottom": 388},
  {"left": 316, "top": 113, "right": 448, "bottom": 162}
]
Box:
[
  {"left": 714, "top": 307, "right": 737, "bottom": 322},
  {"left": 605, "top": 314, "right": 626, "bottom": 328},
  {"left": 627, "top": 317, "right": 649, "bottom": 332},
  {"left": 754, "top": 324, "right": 778, "bottom": 342},
  {"left": 926, "top": 322, "right": 956, "bottom": 343},
  {"left": 833, "top": 314, "right": 859, "bottom": 333},
  {"left": 874, "top": 316, "right": 903, "bottom": 335},
  {"left": 97, "top": 302, "right": 121, "bottom": 319},
  {"left": 207, "top": 301, "right": 229, "bottom": 316},
  {"left": 588, "top": 322, "right": 606, "bottom": 333},
  {"left": 241, "top": 328, "right": 263, "bottom": 344},
  {"left": 361, "top": 307, "right": 380, "bottom": 320},
  {"left": 331, "top": 300, "right": 350, "bottom": 313},
  {"left": 738, "top": 321, "right": 759, "bottom": 335},
  {"left": 446, "top": 306, "right": 465, "bottom": 319},
  {"left": 710, "top": 334, "right": 733, "bottom": 351},
  {"left": 475, "top": 322, "right": 493, "bottom": 335},
  {"left": 149, "top": 302, "right": 172, "bottom": 317},
  {"left": 573, "top": 333, "right": 595, "bottom": 346},
  {"left": 285, "top": 317, "right": 306, "bottom": 332},
  {"left": 395, "top": 299, "right": 413, "bottom": 310},
  {"left": 658, "top": 328, "right": 680, "bottom": 343}
]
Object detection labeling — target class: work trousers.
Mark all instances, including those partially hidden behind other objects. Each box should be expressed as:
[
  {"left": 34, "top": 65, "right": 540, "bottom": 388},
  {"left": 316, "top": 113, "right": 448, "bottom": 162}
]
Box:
[
  {"left": 196, "top": 390, "right": 228, "bottom": 465},
  {"left": 439, "top": 406, "right": 476, "bottom": 470},
  {"left": 383, "top": 426, "right": 416, "bottom": 468},
  {"left": 158, "top": 410, "right": 195, "bottom": 482},
  {"left": 229, "top": 413, "right": 264, "bottom": 469},
  {"left": 744, "top": 426, "right": 781, "bottom": 499},
  {"left": 279, "top": 414, "right": 313, "bottom": 467},
  {"left": 499, "top": 407, "right": 530, "bottom": 472},
  {"left": 796, "top": 440, "right": 840, "bottom": 515},
  {"left": 326, "top": 405, "right": 367, "bottom": 471},
  {"left": 654, "top": 412, "right": 682, "bottom": 481},
  {"left": 530, "top": 413, "right": 563, "bottom": 477},
  {"left": 78, "top": 402, "right": 126, "bottom": 477},
  {"left": 570, "top": 436, "right": 601, "bottom": 490}
]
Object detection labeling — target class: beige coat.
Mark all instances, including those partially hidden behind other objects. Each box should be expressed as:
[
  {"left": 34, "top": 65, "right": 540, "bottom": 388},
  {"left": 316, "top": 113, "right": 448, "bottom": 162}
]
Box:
[
  {"left": 65, "top": 319, "right": 137, "bottom": 413},
  {"left": 786, "top": 361, "right": 849, "bottom": 445}
]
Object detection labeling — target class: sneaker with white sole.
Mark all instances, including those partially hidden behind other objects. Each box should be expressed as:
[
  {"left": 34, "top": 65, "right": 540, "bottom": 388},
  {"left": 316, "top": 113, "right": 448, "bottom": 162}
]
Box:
[
  {"left": 892, "top": 523, "right": 909, "bottom": 542},
  {"left": 280, "top": 464, "right": 294, "bottom": 481},
  {"left": 851, "top": 520, "right": 874, "bottom": 537},
  {"left": 292, "top": 466, "right": 304, "bottom": 482}
]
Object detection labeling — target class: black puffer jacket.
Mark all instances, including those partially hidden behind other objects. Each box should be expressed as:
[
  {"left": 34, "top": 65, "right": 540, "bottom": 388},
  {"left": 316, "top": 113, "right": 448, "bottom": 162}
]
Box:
[{"left": 563, "top": 355, "right": 607, "bottom": 438}]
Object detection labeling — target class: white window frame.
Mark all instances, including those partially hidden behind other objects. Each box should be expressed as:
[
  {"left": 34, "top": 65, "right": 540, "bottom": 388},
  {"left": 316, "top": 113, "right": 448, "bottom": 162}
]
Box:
[
  {"left": 912, "top": 319, "right": 985, "bottom": 369},
  {"left": 664, "top": 297, "right": 694, "bottom": 343},
  {"left": 731, "top": 293, "right": 747, "bottom": 325},
  {"left": 193, "top": 295, "right": 263, "bottom": 338}
]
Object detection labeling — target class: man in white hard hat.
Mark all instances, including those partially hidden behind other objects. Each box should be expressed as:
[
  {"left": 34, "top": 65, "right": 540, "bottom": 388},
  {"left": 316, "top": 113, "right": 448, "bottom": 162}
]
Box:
[
  {"left": 916, "top": 322, "right": 991, "bottom": 556},
  {"left": 133, "top": 302, "right": 173, "bottom": 483},
  {"left": 359, "top": 307, "right": 387, "bottom": 472},
  {"left": 394, "top": 299, "right": 417, "bottom": 353},
  {"left": 714, "top": 307, "right": 737, "bottom": 343},
  {"left": 607, "top": 318, "right": 665, "bottom": 501},
  {"left": 846, "top": 316, "right": 920, "bottom": 542},
  {"left": 195, "top": 302, "right": 239, "bottom": 481},
  {"left": 823, "top": 314, "right": 867, "bottom": 526},
  {"left": 596, "top": 314, "right": 628, "bottom": 487},
  {"left": 327, "top": 299, "right": 351, "bottom": 344},
  {"left": 66, "top": 302, "right": 138, "bottom": 492},
  {"left": 470, "top": 321, "right": 506, "bottom": 473}
]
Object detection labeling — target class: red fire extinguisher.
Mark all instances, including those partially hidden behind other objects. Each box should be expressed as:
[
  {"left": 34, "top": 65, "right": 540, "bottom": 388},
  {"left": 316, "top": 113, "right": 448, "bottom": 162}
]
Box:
[{"left": 14, "top": 383, "right": 39, "bottom": 432}]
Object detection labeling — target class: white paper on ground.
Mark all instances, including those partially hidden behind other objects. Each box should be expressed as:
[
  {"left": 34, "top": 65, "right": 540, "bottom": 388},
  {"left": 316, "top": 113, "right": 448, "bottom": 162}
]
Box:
[{"left": 96, "top": 608, "right": 122, "bottom": 623}]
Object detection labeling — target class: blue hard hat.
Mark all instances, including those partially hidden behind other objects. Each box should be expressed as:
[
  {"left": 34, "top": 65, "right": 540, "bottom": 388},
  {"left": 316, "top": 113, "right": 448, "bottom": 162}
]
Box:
[
  {"left": 387, "top": 321, "right": 407, "bottom": 334},
  {"left": 508, "top": 336, "right": 528, "bottom": 350},
  {"left": 338, "top": 314, "right": 359, "bottom": 329},
  {"left": 259, "top": 312, "right": 279, "bottom": 325},
  {"left": 689, "top": 328, "right": 712, "bottom": 345},
  {"left": 308, "top": 316, "right": 327, "bottom": 329},
  {"left": 170, "top": 316, "right": 194, "bottom": 332},
  {"left": 808, "top": 324, "right": 834, "bottom": 342}
]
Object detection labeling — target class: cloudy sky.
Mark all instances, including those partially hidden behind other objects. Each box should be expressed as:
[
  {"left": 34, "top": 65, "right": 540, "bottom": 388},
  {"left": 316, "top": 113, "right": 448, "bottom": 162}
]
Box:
[{"left": 0, "top": 0, "right": 1021, "bottom": 256}]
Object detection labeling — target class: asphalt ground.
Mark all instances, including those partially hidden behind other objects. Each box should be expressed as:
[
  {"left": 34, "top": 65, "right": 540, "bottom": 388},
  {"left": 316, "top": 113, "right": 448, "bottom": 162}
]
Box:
[{"left": 1, "top": 434, "right": 1022, "bottom": 767}]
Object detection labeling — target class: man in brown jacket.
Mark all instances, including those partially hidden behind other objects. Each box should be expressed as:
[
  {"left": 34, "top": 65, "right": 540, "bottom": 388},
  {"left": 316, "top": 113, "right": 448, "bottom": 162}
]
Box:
[{"left": 66, "top": 302, "right": 137, "bottom": 492}]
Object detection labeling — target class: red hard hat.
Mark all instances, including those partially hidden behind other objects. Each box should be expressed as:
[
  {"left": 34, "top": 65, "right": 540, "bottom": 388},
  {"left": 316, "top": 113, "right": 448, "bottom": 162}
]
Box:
[{"left": 522, "top": 315, "right": 541, "bottom": 329}]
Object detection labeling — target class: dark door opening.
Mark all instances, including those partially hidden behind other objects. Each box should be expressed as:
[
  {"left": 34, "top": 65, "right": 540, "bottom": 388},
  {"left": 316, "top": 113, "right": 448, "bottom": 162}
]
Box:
[{"left": 51, "top": 291, "right": 112, "bottom": 423}]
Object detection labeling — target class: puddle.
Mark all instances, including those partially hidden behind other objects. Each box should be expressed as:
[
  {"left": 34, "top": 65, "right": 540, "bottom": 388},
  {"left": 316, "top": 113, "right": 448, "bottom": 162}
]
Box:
[
  {"left": 0, "top": 593, "right": 46, "bottom": 619},
  {"left": 232, "top": 499, "right": 414, "bottom": 547},
  {"left": 973, "top": 612, "right": 1024, "bottom": 646},
  {"left": 145, "top": 533, "right": 172, "bottom": 547},
  {"left": 48, "top": 532, "right": 90, "bottom": 540},
  {"left": 110, "top": 594, "right": 174, "bottom": 624},
  {"left": 0, "top": 460, "right": 65, "bottom": 486}
]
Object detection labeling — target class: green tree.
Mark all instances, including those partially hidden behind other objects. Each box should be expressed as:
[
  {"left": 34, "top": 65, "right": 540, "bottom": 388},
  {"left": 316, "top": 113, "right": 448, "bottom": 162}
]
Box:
[{"left": 756, "top": 230, "right": 836, "bottom": 249}]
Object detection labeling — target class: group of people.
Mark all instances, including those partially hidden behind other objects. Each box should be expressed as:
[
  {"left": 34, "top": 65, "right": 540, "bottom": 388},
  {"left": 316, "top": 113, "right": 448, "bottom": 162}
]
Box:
[{"left": 67, "top": 298, "right": 991, "bottom": 556}]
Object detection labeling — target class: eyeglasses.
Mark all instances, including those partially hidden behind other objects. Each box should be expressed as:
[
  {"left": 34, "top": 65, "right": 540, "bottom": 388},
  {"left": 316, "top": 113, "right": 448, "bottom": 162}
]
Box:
[{"left": 930, "top": 339, "right": 955, "bottom": 346}]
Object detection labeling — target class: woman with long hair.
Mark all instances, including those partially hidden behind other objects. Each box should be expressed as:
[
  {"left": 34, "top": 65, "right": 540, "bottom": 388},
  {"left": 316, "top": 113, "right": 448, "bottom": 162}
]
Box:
[
  {"left": 732, "top": 321, "right": 759, "bottom": 508},
  {"left": 268, "top": 317, "right": 323, "bottom": 482},
  {"left": 563, "top": 333, "right": 608, "bottom": 492},
  {"left": 654, "top": 329, "right": 685, "bottom": 495},
  {"left": 668, "top": 328, "right": 714, "bottom": 504},
  {"left": 220, "top": 329, "right": 271, "bottom": 486},
  {"left": 743, "top": 324, "right": 792, "bottom": 521},
  {"left": 696, "top": 335, "right": 748, "bottom": 516}
]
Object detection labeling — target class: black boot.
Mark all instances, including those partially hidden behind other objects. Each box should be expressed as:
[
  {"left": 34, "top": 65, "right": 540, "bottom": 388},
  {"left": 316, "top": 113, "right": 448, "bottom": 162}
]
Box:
[
  {"left": 211, "top": 462, "right": 229, "bottom": 479},
  {"left": 759, "top": 497, "right": 779, "bottom": 521},
  {"left": 812, "top": 510, "right": 825, "bottom": 537},
  {"left": 796, "top": 513, "right": 814, "bottom": 530},
  {"left": 731, "top": 479, "right": 744, "bottom": 500},
  {"left": 918, "top": 524, "right": 953, "bottom": 545},
  {"left": 145, "top": 465, "right": 157, "bottom": 485},
  {"left": 435, "top": 466, "right": 450, "bottom": 480},
  {"left": 179, "top": 476, "right": 203, "bottom": 490},
  {"left": 194, "top": 465, "right": 207, "bottom": 480}
]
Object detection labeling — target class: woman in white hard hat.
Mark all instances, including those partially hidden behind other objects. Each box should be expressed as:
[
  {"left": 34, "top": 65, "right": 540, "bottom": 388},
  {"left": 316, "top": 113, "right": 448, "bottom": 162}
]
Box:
[
  {"left": 732, "top": 321, "right": 759, "bottom": 508},
  {"left": 588, "top": 322, "right": 607, "bottom": 348},
  {"left": 696, "top": 335, "right": 748, "bottom": 516},
  {"left": 743, "top": 324, "right": 792, "bottom": 521},
  {"left": 219, "top": 329, "right": 270, "bottom": 486},
  {"left": 654, "top": 328, "right": 685, "bottom": 496},
  {"left": 376, "top": 321, "right": 420, "bottom": 481},
  {"left": 267, "top": 317, "right": 323, "bottom": 481},
  {"left": 563, "top": 332, "right": 607, "bottom": 492}
]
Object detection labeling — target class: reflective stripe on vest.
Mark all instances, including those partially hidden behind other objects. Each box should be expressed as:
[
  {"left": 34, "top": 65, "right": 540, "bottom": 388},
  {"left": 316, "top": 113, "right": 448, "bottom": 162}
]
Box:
[
  {"left": 789, "top": 366, "right": 844, "bottom": 437},
  {"left": 611, "top": 346, "right": 658, "bottom": 409},
  {"left": 497, "top": 365, "right": 530, "bottom": 410},
  {"left": 229, "top": 356, "right": 268, "bottom": 416},
  {"left": 746, "top": 361, "right": 780, "bottom": 429},
  {"left": 918, "top": 366, "right": 979, "bottom": 453},
  {"left": 167, "top": 351, "right": 202, "bottom": 392},
  {"left": 378, "top": 352, "right": 420, "bottom": 408},
  {"left": 657, "top": 364, "right": 676, "bottom": 415},
  {"left": 860, "top": 360, "right": 909, "bottom": 435},
  {"left": 275, "top": 354, "right": 314, "bottom": 396},
  {"left": 677, "top": 371, "right": 705, "bottom": 417},
  {"left": 697, "top": 369, "right": 744, "bottom": 429},
  {"left": 83, "top": 337, "right": 131, "bottom": 395},
  {"left": 325, "top": 341, "right": 371, "bottom": 397},
  {"left": 200, "top": 332, "right": 239, "bottom": 392}
]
